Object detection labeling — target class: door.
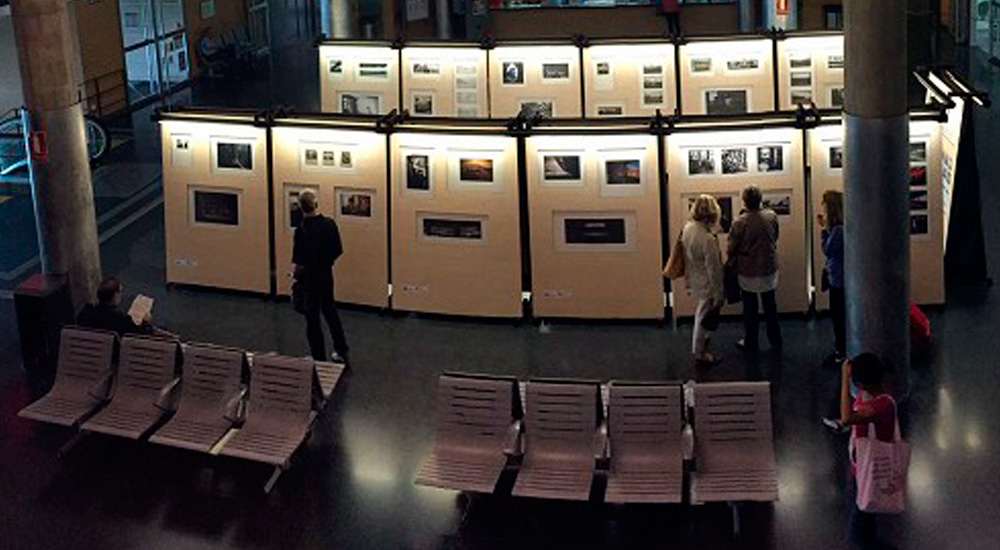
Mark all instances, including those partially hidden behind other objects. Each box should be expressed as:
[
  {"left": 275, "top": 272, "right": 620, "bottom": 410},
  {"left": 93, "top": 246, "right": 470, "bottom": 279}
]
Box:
[{"left": 119, "top": 0, "right": 189, "bottom": 105}]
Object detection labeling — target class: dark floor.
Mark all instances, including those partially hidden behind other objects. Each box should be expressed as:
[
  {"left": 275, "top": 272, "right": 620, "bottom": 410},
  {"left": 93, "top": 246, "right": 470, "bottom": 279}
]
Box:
[{"left": 3, "top": 29, "right": 1000, "bottom": 550}]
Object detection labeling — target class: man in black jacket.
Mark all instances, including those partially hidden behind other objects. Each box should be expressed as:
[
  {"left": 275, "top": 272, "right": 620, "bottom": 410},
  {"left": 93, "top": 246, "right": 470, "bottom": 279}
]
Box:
[
  {"left": 293, "top": 189, "right": 349, "bottom": 363},
  {"left": 77, "top": 277, "right": 154, "bottom": 337}
]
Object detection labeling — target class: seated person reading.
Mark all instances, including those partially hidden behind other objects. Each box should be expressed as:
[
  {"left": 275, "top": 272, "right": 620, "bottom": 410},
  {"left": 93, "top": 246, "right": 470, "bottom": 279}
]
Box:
[{"left": 77, "top": 277, "right": 155, "bottom": 337}]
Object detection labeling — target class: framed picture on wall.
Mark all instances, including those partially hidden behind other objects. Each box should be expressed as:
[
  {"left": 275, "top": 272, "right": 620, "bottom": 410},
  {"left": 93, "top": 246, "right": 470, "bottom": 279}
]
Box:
[
  {"left": 284, "top": 184, "right": 319, "bottom": 231},
  {"left": 725, "top": 57, "right": 761, "bottom": 72},
  {"left": 600, "top": 153, "right": 645, "bottom": 197},
  {"left": 501, "top": 61, "right": 525, "bottom": 85},
  {"left": 458, "top": 158, "right": 494, "bottom": 184},
  {"left": 403, "top": 152, "right": 432, "bottom": 193},
  {"left": 830, "top": 87, "right": 845, "bottom": 108},
  {"left": 910, "top": 214, "right": 928, "bottom": 235},
  {"left": 212, "top": 138, "right": 254, "bottom": 173},
  {"left": 540, "top": 153, "right": 584, "bottom": 186},
  {"left": 690, "top": 57, "right": 712, "bottom": 74},
  {"left": 829, "top": 145, "right": 844, "bottom": 169},
  {"left": 327, "top": 58, "right": 344, "bottom": 79},
  {"left": 520, "top": 100, "right": 554, "bottom": 119},
  {"left": 721, "top": 148, "right": 748, "bottom": 175},
  {"left": 356, "top": 61, "right": 390, "bottom": 81},
  {"left": 418, "top": 214, "right": 487, "bottom": 243},
  {"left": 554, "top": 211, "right": 637, "bottom": 252},
  {"left": 411, "top": 61, "right": 441, "bottom": 78},
  {"left": 688, "top": 149, "right": 716, "bottom": 176},
  {"left": 762, "top": 192, "right": 792, "bottom": 216},
  {"left": 411, "top": 92, "right": 435, "bottom": 116},
  {"left": 339, "top": 93, "right": 382, "bottom": 115},
  {"left": 596, "top": 104, "right": 624, "bottom": 117},
  {"left": 172, "top": 134, "right": 192, "bottom": 167},
  {"left": 788, "top": 53, "right": 812, "bottom": 69},
  {"left": 336, "top": 188, "right": 374, "bottom": 219},
  {"left": 594, "top": 60, "right": 614, "bottom": 91},
  {"left": 757, "top": 145, "right": 784, "bottom": 172},
  {"left": 190, "top": 187, "right": 241, "bottom": 227},
  {"left": 705, "top": 89, "right": 749, "bottom": 115},
  {"left": 541, "top": 62, "right": 571, "bottom": 82}
]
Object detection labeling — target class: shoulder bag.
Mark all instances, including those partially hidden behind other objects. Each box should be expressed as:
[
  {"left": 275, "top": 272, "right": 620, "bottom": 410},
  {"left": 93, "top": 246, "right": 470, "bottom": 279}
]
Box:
[
  {"left": 663, "top": 233, "right": 686, "bottom": 279},
  {"left": 850, "top": 396, "right": 911, "bottom": 514}
]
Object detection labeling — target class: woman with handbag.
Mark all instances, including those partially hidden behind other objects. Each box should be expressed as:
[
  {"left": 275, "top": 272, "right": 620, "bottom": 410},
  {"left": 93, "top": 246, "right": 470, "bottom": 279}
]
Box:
[
  {"left": 820, "top": 190, "right": 846, "bottom": 364},
  {"left": 678, "top": 195, "right": 725, "bottom": 365}
]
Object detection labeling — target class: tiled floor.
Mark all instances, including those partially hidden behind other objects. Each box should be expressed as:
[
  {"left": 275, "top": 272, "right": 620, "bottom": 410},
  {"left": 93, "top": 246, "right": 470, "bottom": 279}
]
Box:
[{"left": 2, "top": 33, "right": 1000, "bottom": 550}]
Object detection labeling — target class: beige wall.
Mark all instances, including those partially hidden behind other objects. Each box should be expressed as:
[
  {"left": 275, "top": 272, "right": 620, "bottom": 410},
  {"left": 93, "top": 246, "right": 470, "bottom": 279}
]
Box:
[
  {"left": 66, "top": 0, "right": 127, "bottom": 115},
  {"left": 486, "top": 5, "right": 739, "bottom": 40}
]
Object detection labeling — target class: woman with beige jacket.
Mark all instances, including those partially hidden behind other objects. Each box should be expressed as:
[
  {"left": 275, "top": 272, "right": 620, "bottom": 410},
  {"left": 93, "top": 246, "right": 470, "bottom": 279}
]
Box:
[{"left": 681, "top": 195, "right": 725, "bottom": 365}]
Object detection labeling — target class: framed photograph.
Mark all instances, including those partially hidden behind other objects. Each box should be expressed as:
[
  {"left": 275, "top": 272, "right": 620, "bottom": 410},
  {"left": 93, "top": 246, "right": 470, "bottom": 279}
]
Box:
[
  {"left": 564, "top": 218, "right": 626, "bottom": 245},
  {"left": 595, "top": 61, "right": 612, "bottom": 76},
  {"left": 910, "top": 189, "right": 928, "bottom": 211},
  {"left": 502, "top": 61, "right": 524, "bottom": 85},
  {"left": 762, "top": 192, "right": 792, "bottom": 216},
  {"left": 790, "top": 70, "right": 812, "bottom": 88},
  {"left": 643, "top": 63, "right": 664, "bottom": 75},
  {"left": 688, "top": 149, "right": 716, "bottom": 175},
  {"left": 456, "top": 91, "right": 478, "bottom": 105},
  {"left": 191, "top": 188, "right": 240, "bottom": 227},
  {"left": 357, "top": 61, "right": 390, "bottom": 81},
  {"left": 909, "top": 166, "right": 927, "bottom": 188},
  {"left": 705, "top": 89, "right": 749, "bottom": 115},
  {"left": 830, "top": 87, "right": 845, "bottom": 108},
  {"left": 340, "top": 150, "right": 354, "bottom": 169},
  {"left": 419, "top": 215, "right": 486, "bottom": 243},
  {"left": 455, "top": 76, "right": 478, "bottom": 90},
  {"left": 541, "top": 62, "right": 571, "bottom": 81},
  {"left": 829, "top": 145, "right": 844, "bottom": 169},
  {"left": 455, "top": 63, "right": 478, "bottom": 76},
  {"left": 686, "top": 194, "right": 734, "bottom": 233},
  {"left": 411, "top": 61, "right": 441, "bottom": 77},
  {"left": 643, "top": 76, "right": 664, "bottom": 90},
  {"left": 757, "top": 145, "right": 784, "bottom": 172},
  {"left": 909, "top": 142, "right": 927, "bottom": 164},
  {"left": 555, "top": 211, "right": 636, "bottom": 251},
  {"left": 327, "top": 58, "right": 343, "bottom": 78},
  {"left": 828, "top": 54, "right": 845, "bottom": 70},
  {"left": 642, "top": 90, "right": 665, "bottom": 107},
  {"left": 337, "top": 189, "right": 374, "bottom": 218},
  {"left": 910, "top": 214, "right": 928, "bottom": 235},
  {"left": 790, "top": 88, "right": 812, "bottom": 105},
  {"left": 597, "top": 104, "right": 624, "bottom": 117},
  {"left": 458, "top": 158, "right": 494, "bottom": 184},
  {"left": 213, "top": 139, "right": 254, "bottom": 172},
  {"left": 339, "top": 92, "right": 382, "bottom": 115},
  {"left": 604, "top": 159, "right": 641, "bottom": 185},
  {"left": 322, "top": 150, "right": 337, "bottom": 167},
  {"left": 412, "top": 92, "right": 435, "bottom": 116},
  {"left": 172, "top": 134, "right": 192, "bottom": 167},
  {"left": 520, "top": 100, "right": 554, "bottom": 119},
  {"left": 404, "top": 153, "right": 431, "bottom": 192},
  {"left": 726, "top": 57, "right": 760, "bottom": 72},
  {"left": 690, "top": 57, "right": 712, "bottom": 73},
  {"left": 789, "top": 54, "right": 812, "bottom": 69},
  {"left": 285, "top": 184, "right": 318, "bottom": 230},
  {"left": 542, "top": 154, "right": 583, "bottom": 184},
  {"left": 721, "top": 148, "right": 748, "bottom": 175}
]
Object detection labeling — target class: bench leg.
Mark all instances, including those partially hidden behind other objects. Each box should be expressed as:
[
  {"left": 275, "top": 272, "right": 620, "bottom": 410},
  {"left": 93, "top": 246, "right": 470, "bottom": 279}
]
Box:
[
  {"left": 729, "top": 501, "right": 741, "bottom": 538},
  {"left": 57, "top": 431, "right": 86, "bottom": 459},
  {"left": 264, "top": 466, "right": 284, "bottom": 494}
]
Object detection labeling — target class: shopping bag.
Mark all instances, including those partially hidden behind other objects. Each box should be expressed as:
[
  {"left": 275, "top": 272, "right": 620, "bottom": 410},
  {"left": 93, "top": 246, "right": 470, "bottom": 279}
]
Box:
[
  {"left": 851, "top": 401, "right": 911, "bottom": 514},
  {"left": 663, "top": 237, "right": 685, "bottom": 279}
]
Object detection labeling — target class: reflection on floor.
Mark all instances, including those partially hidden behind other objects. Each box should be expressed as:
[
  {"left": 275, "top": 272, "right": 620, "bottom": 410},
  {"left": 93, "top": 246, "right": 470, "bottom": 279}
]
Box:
[{"left": 2, "top": 38, "right": 1000, "bottom": 550}]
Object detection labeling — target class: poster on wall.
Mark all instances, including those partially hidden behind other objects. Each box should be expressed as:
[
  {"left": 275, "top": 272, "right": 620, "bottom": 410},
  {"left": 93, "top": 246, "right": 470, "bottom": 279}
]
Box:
[
  {"left": 422, "top": 217, "right": 484, "bottom": 241},
  {"left": 705, "top": 89, "right": 749, "bottom": 115},
  {"left": 829, "top": 145, "right": 844, "bottom": 169},
  {"left": 520, "top": 100, "right": 554, "bottom": 119},
  {"left": 411, "top": 60, "right": 441, "bottom": 78},
  {"left": 172, "top": 135, "right": 192, "bottom": 167},
  {"left": 405, "top": 153, "right": 432, "bottom": 192},
  {"left": 457, "top": 157, "right": 495, "bottom": 185},
  {"left": 327, "top": 58, "right": 343, "bottom": 79},
  {"left": 502, "top": 61, "right": 525, "bottom": 86},
  {"left": 762, "top": 192, "right": 792, "bottom": 216},
  {"left": 604, "top": 159, "right": 641, "bottom": 185},
  {"left": 542, "top": 62, "right": 571, "bottom": 83},
  {"left": 690, "top": 57, "right": 712, "bottom": 74},
  {"left": 214, "top": 140, "right": 253, "bottom": 172},
  {"left": 688, "top": 149, "right": 716, "bottom": 175},
  {"left": 721, "top": 148, "right": 748, "bottom": 174},
  {"left": 757, "top": 145, "right": 784, "bottom": 172},
  {"left": 412, "top": 92, "right": 435, "bottom": 116},
  {"left": 541, "top": 154, "right": 584, "bottom": 185},
  {"left": 340, "top": 93, "right": 382, "bottom": 115},
  {"left": 192, "top": 189, "right": 239, "bottom": 226},
  {"left": 594, "top": 60, "right": 614, "bottom": 91}
]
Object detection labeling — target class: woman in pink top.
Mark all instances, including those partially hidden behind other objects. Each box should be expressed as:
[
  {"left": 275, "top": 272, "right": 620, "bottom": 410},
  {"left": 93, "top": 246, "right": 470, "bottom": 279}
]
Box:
[{"left": 838, "top": 353, "right": 897, "bottom": 549}]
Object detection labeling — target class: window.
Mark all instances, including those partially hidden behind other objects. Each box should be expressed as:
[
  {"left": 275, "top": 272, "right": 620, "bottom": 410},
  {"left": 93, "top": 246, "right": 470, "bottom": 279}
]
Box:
[{"left": 824, "top": 5, "right": 844, "bottom": 30}]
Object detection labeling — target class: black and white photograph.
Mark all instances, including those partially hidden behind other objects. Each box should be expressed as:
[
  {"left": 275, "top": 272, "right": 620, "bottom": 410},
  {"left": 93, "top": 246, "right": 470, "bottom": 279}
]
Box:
[
  {"left": 910, "top": 189, "right": 929, "bottom": 211},
  {"left": 828, "top": 54, "right": 845, "bottom": 69},
  {"left": 909, "top": 142, "right": 927, "bottom": 164},
  {"left": 757, "top": 145, "right": 784, "bottom": 172},
  {"left": 910, "top": 214, "right": 928, "bottom": 235},
  {"left": 287, "top": 189, "right": 307, "bottom": 229},
  {"left": 705, "top": 89, "right": 748, "bottom": 115},
  {"left": 564, "top": 218, "right": 627, "bottom": 245},
  {"left": 790, "top": 89, "right": 812, "bottom": 105},
  {"left": 643, "top": 90, "right": 665, "bottom": 106},
  {"left": 910, "top": 166, "right": 927, "bottom": 188},
  {"left": 597, "top": 105, "right": 624, "bottom": 116},
  {"left": 216, "top": 142, "right": 253, "bottom": 171},
  {"left": 175, "top": 137, "right": 190, "bottom": 151},
  {"left": 459, "top": 158, "right": 494, "bottom": 183},
  {"left": 502, "top": 61, "right": 524, "bottom": 85},
  {"left": 194, "top": 190, "right": 239, "bottom": 226},
  {"left": 340, "top": 93, "right": 381, "bottom": 115},
  {"left": 643, "top": 76, "right": 664, "bottom": 89},
  {"left": 721, "top": 148, "right": 748, "bottom": 174},
  {"left": 303, "top": 148, "right": 319, "bottom": 167},
  {"left": 406, "top": 154, "right": 430, "bottom": 191},
  {"left": 456, "top": 91, "right": 478, "bottom": 105},
  {"left": 411, "top": 61, "right": 441, "bottom": 76},
  {"left": 328, "top": 59, "right": 343, "bottom": 76},
  {"left": 338, "top": 191, "right": 373, "bottom": 218},
  {"left": 790, "top": 70, "right": 812, "bottom": 87},
  {"left": 457, "top": 106, "right": 479, "bottom": 118},
  {"left": 340, "top": 151, "right": 353, "bottom": 169},
  {"left": 690, "top": 57, "right": 712, "bottom": 73},
  {"left": 412, "top": 93, "right": 434, "bottom": 115},
  {"left": 789, "top": 54, "right": 812, "bottom": 69},
  {"left": 543, "top": 155, "right": 582, "bottom": 181},
  {"left": 172, "top": 135, "right": 192, "bottom": 166},
  {"left": 455, "top": 63, "right": 478, "bottom": 76},
  {"left": 831, "top": 87, "right": 845, "bottom": 108},
  {"left": 542, "top": 62, "right": 570, "bottom": 80},
  {"left": 726, "top": 57, "right": 760, "bottom": 71},
  {"left": 605, "top": 159, "right": 641, "bottom": 185},
  {"left": 596, "top": 61, "right": 611, "bottom": 76},
  {"left": 322, "top": 150, "right": 337, "bottom": 167},
  {"left": 688, "top": 149, "right": 715, "bottom": 175},
  {"left": 423, "top": 218, "right": 483, "bottom": 240},
  {"left": 643, "top": 63, "right": 664, "bottom": 75},
  {"left": 456, "top": 76, "right": 478, "bottom": 90},
  {"left": 830, "top": 146, "right": 844, "bottom": 169},
  {"left": 762, "top": 193, "right": 792, "bottom": 216},
  {"left": 520, "top": 101, "right": 554, "bottom": 119},
  {"left": 357, "top": 61, "right": 389, "bottom": 80}
]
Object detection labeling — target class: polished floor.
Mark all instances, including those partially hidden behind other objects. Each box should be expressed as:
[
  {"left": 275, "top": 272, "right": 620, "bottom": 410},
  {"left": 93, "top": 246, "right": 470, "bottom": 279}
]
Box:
[{"left": 3, "top": 33, "right": 1000, "bottom": 550}]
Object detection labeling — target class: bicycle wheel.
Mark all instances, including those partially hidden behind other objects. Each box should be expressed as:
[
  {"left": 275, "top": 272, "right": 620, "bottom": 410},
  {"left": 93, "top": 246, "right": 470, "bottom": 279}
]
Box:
[
  {"left": 0, "top": 116, "right": 26, "bottom": 176},
  {"left": 83, "top": 115, "right": 111, "bottom": 165}
]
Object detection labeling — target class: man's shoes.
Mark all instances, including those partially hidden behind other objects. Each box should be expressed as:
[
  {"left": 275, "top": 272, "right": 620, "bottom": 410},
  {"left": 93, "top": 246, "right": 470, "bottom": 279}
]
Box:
[{"left": 331, "top": 352, "right": 349, "bottom": 365}]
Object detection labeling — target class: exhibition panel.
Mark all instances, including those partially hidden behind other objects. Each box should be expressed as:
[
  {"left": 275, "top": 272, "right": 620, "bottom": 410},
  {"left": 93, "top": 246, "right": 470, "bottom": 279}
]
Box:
[
  {"left": 775, "top": 34, "right": 844, "bottom": 111},
  {"left": 390, "top": 129, "right": 522, "bottom": 317},
  {"left": 160, "top": 113, "right": 271, "bottom": 293},
  {"left": 488, "top": 44, "right": 583, "bottom": 119},
  {"left": 808, "top": 119, "right": 945, "bottom": 309},
  {"left": 270, "top": 118, "right": 389, "bottom": 307},
  {"left": 667, "top": 126, "right": 808, "bottom": 319},
  {"left": 401, "top": 45, "right": 489, "bottom": 118},
  {"left": 678, "top": 38, "right": 776, "bottom": 116},
  {"left": 319, "top": 43, "right": 400, "bottom": 115},
  {"left": 527, "top": 130, "right": 663, "bottom": 319},
  {"left": 928, "top": 71, "right": 966, "bottom": 250},
  {"left": 582, "top": 42, "right": 677, "bottom": 118}
]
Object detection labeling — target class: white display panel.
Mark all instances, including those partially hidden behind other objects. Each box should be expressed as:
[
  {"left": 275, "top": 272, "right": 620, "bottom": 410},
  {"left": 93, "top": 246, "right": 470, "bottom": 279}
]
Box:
[
  {"left": 678, "top": 39, "right": 775, "bottom": 116},
  {"left": 528, "top": 134, "right": 663, "bottom": 319},
  {"left": 583, "top": 43, "right": 677, "bottom": 118},
  {"left": 488, "top": 45, "right": 583, "bottom": 119},
  {"left": 401, "top": 46, "right": 489, "bottom": 118},
  {"left": 776, "top": 35, "right": 845, "bottom": 110},
  {"left": 391, "top": 132, "right": 522, "bottom": 317},
  {"left": 271, "top": 125, "right": 389, "bottom": 307},
  {"left": 667, "top": 128, "right": 808, "bottom": 319},
  {"left": 320, "top": 44, "right": 400, "bottom": 114},
  {"left": 161, "top": 119, "right": 270, "bottom": 293}
]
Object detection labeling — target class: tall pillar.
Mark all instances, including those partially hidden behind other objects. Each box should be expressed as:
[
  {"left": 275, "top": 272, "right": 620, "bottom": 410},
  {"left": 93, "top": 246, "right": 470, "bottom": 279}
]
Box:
[
  {"left": 436, "top": 0, "right": 452, "bottom": 39},
  {"left": 321, "top": 0, "right": 333, "bottom": 37},
  {"left": 329, "top": 0, "right": 355, "bottom": 38},
  {"left": 10, "top": 0, "right": 100, "bottom": 309},
  {"left": 843, "top": 0, "right": 910, "bottom": 397}
]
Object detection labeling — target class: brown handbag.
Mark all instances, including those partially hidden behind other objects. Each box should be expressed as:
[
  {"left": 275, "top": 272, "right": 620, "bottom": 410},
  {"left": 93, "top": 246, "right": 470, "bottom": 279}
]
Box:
[{"left": 663, "top": 235, "right": 685, "bottom": 279}]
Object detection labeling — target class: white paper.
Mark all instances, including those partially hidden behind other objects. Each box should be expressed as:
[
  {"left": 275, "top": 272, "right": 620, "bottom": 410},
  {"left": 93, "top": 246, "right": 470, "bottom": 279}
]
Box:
[{"left": 128, "top": 294, "right": 154, "bottom": 325}]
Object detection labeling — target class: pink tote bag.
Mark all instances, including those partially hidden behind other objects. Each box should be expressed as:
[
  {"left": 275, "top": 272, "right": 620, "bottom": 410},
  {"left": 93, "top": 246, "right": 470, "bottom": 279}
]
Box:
[{"left": 850, "top": 397, "right": 911, "bottom": 514}]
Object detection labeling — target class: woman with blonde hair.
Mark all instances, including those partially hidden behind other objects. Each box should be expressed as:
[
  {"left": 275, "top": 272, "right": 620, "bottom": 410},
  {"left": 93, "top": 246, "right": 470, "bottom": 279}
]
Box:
[
  {"left": 681, "top": 194, "right": 725, "bottom": 365},
  {"left": 819, "top": 190, "right": 846, "bottom": 362}
]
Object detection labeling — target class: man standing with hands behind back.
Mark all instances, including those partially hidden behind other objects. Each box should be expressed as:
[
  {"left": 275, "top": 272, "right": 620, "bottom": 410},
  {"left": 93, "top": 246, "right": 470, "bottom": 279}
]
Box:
[{"left": 293, "top": 189, "right": 350, "bottom": 364}]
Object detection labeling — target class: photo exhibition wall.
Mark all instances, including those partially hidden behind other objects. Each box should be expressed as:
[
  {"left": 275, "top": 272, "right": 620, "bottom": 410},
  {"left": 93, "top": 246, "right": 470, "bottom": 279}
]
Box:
[{"left": 318, "top": 33, "right": 845, "bottom": 119}]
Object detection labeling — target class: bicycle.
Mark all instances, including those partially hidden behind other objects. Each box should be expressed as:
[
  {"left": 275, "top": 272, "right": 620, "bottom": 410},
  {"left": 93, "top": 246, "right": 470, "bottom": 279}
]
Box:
[{"left": 0, "top": 109, "right": 111, "bottom": 177}]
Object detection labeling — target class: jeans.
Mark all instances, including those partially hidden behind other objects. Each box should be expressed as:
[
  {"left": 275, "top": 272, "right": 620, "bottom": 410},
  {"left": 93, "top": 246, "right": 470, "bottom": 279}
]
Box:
[
  {"left": 741, "top": 289, "right": 782, "bottom": 351},
  {"left": 830, "top": 286, "right": 846, "bottom": 356},
  {"left": 304, "top": 279, "right": 349, "bottom": 361}
]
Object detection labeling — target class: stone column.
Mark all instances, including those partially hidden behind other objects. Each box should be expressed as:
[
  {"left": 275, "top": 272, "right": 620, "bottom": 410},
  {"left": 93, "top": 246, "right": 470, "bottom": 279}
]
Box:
[
  {"left": 330, "top": 0, "right": 355, "bottom": 38},
  {"left": 436, "top": 0, "right": 452, "bottom": 39},
  {"left": 10, "top": 0, "right": 100, "bottom": 309},
  {"left": 843, "top": 0, "right": 910, "bottom": 397}
]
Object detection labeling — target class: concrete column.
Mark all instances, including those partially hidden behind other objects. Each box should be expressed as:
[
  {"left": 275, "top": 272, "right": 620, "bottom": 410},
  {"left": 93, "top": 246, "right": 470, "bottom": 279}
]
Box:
[
  {"left": 321, "top": 0, "right": 333, "bottom": 37},
  {"left": 763, "top": 0, "right": 799, "bottom": 31},
  {"left": 329, "top": 0, "right": 355, "bottom": 38},
  {"left": 435, "top": 0, "right": 452, "bottom": 39},
  {"left": 843, "top": 0, "right": 910, "bottom": 397},
  {"left": 10, "top": 0, "right": 100, "bottom": 310},
  {"left": 738, "top": 0, "right": 755, "bottom": 33}
]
